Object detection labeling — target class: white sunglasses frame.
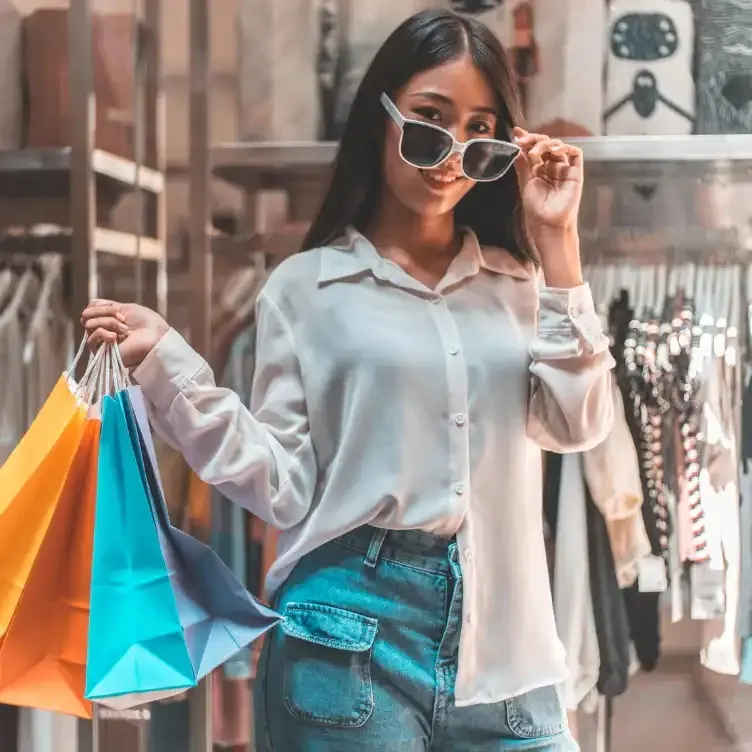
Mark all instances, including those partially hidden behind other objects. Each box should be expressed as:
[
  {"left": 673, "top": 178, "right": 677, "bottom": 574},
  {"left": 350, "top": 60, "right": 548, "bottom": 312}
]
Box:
[{"left": 380, "top": 93, "right": 520, "bottom": 183}]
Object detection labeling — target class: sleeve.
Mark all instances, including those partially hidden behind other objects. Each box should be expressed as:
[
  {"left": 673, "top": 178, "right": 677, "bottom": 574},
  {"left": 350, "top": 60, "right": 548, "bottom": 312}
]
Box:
[
  {"left": 527, "top": 282, "right": 616, "bottom": 453},
  {"left": 132, "top": 292, "right": 315, "bottom": 530}
]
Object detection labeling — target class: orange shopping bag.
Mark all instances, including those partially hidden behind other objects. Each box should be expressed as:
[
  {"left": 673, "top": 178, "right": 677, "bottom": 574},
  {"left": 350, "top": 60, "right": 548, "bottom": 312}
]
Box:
[
  {"left": 0, "top": 418, "right": 100, "bottom": 717},
  {"left": 0, "top": 339, "right": 97, "bottom": 639}
]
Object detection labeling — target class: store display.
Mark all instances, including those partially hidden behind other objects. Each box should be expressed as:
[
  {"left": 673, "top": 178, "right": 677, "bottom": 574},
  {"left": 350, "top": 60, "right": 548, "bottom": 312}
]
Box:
[
  {"left": 604, "top": 0, "right": 695, "bottom": 134},
  {"left": 24, "top": 10, "right": 136, "bottom": 159},
  {"left": 694, "top": 0, "right": 752, "bottom": 134}
]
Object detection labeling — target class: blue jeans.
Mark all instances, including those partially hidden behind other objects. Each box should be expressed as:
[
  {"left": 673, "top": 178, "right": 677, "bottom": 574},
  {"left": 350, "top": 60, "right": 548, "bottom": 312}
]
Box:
[{"left": 255, "top": 526, "right": 578, "bottom": 751}]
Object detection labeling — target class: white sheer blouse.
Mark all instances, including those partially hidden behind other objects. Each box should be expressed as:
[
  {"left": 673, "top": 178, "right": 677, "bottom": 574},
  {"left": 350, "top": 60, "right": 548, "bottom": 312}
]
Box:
[{"left": 134, "top": 227, "right": 615, "bottom": 706}]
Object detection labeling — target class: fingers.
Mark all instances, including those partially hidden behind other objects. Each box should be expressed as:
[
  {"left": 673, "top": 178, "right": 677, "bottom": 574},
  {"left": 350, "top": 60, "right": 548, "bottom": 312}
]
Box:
[
  {"left": 516, "top": 131, "right": 583, "bottom": 162},
  {"left": 82, "top": 301, "right": 126, "bottom": 323},
  {"left": 87, "top": 327, "right": 119, "bottom": 350},
  {"left": 81, "top": 299, "right": 128, "bottom": 352}
]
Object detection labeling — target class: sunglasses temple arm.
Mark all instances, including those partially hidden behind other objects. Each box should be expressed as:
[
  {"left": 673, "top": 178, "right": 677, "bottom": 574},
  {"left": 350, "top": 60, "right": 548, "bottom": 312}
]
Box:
[{"left": 380, "top": 93, "right": 406, "bottom": 128}]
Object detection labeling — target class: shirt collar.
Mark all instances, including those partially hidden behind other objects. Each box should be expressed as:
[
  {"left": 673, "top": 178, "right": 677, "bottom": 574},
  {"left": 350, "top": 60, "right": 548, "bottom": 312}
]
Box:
[{"left": 317, "top": 226, "right": 533, "bottom": 285}]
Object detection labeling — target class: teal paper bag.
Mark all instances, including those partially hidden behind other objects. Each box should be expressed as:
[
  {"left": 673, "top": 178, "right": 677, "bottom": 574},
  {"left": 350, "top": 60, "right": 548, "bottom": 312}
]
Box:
[
  {"left": 121, "top": 387, "right": 281, "bottom": 680},
  {"left": 85, "top": 394, "right": 196, "bottom": 709}
]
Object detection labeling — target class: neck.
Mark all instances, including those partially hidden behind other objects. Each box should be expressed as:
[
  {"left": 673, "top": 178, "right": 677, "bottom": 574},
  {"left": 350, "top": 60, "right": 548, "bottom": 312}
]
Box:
[{"left": 365, "top": 190, "right": 458, "bottom": 269}]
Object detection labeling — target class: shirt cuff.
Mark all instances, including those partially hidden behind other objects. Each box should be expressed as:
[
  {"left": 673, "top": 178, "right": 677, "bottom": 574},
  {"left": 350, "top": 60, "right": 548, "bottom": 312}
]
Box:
[
  {"left": 132, "top": 327, "right": 208, "bottom": 412},
  {"left": 536, "top": 283, "right": 609, "bottom": 358}
]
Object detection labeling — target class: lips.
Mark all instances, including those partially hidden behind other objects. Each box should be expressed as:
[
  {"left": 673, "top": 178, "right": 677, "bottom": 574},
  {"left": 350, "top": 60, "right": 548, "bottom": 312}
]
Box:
[{"left": 420, "top": 169, "right": 462, "bottom": 190}]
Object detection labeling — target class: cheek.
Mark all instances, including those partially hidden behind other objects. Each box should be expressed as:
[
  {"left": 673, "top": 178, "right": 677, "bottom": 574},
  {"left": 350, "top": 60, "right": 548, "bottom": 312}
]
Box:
[{"left": 383, "top": 138, "right": 422, "bottom": 198}]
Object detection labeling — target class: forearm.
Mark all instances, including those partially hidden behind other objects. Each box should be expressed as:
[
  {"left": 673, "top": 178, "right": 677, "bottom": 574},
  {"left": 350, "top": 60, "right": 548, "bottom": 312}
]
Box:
[{"left": 533, "top": 226, "right": 584, "bottom": 289}]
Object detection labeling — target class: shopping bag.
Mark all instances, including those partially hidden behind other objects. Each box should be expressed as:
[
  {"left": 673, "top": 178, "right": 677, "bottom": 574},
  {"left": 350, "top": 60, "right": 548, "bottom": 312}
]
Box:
[
  {"left": 0, "top": 418, "right": 100, "bottom": 718},
  {"left": 123, "top": 386, "right": 281, "bottom": 679},
  {"left": 85, "top": 385, "right": 196, "bottom": 708},
  {"left": 0, "top": 338, "right": 95, "bottom": 639}
]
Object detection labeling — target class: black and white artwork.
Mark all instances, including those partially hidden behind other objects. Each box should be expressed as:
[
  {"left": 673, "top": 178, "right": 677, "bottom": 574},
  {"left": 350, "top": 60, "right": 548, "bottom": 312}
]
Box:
[
  {"left": 604, "top": 0, "right": 695, "bottom": 135},
  {"left": 694, "top": 0, "right": 752, "bottom": 134},
  {"left": 450, "top": 0, "right": 504, "bottom": 13}
]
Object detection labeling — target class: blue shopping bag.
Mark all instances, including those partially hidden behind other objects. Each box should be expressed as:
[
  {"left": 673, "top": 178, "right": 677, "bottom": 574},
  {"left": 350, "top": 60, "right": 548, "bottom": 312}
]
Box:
[
  {"left": 122, "top": 386, "right": 281, "bottom": 679},
  {"left": 85, "top": 392, "right": 196, "bottom": 709}
]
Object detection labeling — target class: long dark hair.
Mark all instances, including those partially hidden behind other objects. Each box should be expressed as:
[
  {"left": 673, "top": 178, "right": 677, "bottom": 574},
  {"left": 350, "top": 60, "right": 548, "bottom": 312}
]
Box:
[{"left": 302, "top": 9, "right": 534, "bottom": 263}]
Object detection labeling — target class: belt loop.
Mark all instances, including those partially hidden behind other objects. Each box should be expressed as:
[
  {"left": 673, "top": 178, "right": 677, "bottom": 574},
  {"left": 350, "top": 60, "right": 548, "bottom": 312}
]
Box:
[{"left": 364, "top": 528, "right": 388, "bottom": 568}]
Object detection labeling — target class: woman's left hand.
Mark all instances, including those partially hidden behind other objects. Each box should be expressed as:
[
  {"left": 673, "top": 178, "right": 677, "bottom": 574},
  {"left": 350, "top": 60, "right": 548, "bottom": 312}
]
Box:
[{"left": 513, "top": 127, "right": 583, "bottom": 233}]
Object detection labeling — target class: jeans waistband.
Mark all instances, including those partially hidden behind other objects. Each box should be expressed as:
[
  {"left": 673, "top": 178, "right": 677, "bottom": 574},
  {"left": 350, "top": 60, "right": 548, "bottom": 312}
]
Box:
[{"left": 333, "top": 525, "right": 456, "bottom": 576}]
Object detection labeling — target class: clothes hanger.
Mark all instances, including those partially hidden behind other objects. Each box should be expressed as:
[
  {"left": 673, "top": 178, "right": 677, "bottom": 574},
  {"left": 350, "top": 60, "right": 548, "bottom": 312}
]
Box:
[
  {"left": 0, "top": 256, "right": 38, "bottom": 330},
  {"left": 22, "top": 253, "right": 63, "bottom": 365},
  {"left": 0, "top": 266, "right": 12, "bottom": 313}
]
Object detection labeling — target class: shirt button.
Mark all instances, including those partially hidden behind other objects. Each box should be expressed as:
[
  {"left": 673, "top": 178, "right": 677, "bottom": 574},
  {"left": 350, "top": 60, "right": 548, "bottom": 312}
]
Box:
[
  {"left": 465, "top": 613, "right": 473, "bottom": 625},
  {"left": 448, "top": 346, "right": 459, "bottom": 356},
  {"left": 431, "top": 296, "right": 441, "bottom": 305},
  {"left": 464, "top": 549, "right": 473, "bottom": 561},
  {"left": 453, "top": 483, "right": 465, "bottom": 496},
  {"left": 569, "top": 306, "right": 580, "bottom": 317},
  {"left": 454, "top": 414, "right": 466, "bottom": 427}
]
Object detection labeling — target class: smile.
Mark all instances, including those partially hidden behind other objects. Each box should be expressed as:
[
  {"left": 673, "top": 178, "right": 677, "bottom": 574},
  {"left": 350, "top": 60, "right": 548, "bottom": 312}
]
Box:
[{"left": 420, "top": 170, "right": 461, "bottom": 188}]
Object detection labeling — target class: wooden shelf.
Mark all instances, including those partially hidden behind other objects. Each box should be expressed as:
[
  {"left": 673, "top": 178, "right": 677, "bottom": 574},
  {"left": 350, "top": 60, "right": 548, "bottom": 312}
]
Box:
[
  {"left": 0, "top": 147, "right": 164, "bottom": 201},
  {"left": 0, "top": 226, "right": 164, "bottom": 260}
]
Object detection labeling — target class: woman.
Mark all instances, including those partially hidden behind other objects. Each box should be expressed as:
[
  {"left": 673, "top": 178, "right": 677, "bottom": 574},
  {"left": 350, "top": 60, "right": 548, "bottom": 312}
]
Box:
[{"left": 83, "top": 9, "right": 614, "bottom": 751}]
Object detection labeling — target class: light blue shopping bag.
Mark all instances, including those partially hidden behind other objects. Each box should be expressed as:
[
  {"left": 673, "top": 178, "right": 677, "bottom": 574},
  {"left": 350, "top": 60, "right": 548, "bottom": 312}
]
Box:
[
  {"left": 122, "top": 386, "right": 281, "bottom": 680},
  {"left": 85, "top": 393, "right": 196, "bottom": 709}
]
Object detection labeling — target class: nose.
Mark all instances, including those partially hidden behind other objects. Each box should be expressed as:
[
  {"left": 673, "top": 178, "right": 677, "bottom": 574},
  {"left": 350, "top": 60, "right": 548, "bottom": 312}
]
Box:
[{"left": 443, "top": 149, "right": 463, "bottom": 174}]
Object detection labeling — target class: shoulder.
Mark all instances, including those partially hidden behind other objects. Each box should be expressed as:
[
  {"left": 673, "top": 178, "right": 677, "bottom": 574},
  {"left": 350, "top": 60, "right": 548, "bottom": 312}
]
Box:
[
  {"left": 476, "top": 242, "right": 538, "bottom": 285},
  {"left": 258, "top": 239, "right": 347, "bottom": 317},
  {"left": 262, "top": 246, "right": 324, "bottom": 296}
]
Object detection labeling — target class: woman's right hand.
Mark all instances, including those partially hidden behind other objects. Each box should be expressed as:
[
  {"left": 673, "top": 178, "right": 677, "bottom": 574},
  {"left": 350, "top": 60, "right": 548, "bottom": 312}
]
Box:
[{"left": 81, "top": 299, "right": 170, "bottom": 369}]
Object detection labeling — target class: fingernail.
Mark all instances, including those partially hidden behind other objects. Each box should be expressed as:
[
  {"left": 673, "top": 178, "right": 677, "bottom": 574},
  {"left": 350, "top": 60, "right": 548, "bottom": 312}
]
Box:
[{"left": 116, "top": 313, "right": 126, "bottom": 322}]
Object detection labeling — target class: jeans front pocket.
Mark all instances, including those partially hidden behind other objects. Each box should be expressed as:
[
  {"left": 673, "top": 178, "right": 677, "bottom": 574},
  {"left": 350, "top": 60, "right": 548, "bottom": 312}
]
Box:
[
  {"left": 280, "top": 601, "right": 378, "bottom": 728},
  {"left": 504, "top": 684, "right": 566, "bottom": 740}
]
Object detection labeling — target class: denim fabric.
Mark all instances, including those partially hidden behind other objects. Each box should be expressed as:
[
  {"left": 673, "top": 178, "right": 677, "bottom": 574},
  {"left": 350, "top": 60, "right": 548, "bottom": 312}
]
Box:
[{"left": 255, "top": 526, "right": 578, "bottom": 751}]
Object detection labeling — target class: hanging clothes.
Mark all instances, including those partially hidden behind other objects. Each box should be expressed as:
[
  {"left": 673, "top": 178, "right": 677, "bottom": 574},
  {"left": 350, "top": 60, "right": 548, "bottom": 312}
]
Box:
[
  {"left": 585, "top": 472, "right": 632, "bottom": 698},
  {"left": 697, "top": 345, "right": 741, "bottom": 675},
  {"left": 550, "top": 453, "right": 601, "bottom": 712}
]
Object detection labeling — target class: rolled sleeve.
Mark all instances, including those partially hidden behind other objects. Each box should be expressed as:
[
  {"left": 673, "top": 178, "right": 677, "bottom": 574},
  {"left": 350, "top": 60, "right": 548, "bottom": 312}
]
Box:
[
  {"left": 528, "top": 283, "right": 615, "bottom": 453},
  {"left": 133, "top": 327, "right": 209, "bottom": 411},
  {"left": 131, "top": 297, "right": 316, "bottom": 530},
  {"left": 533, "top": 284, "right": 611, "bottom": 359}
]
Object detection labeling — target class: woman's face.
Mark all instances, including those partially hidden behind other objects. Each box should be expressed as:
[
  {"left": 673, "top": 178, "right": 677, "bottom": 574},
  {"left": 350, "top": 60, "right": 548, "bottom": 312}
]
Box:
[{"left": 382, "top": 55, "right": 499, "bottom": 219}]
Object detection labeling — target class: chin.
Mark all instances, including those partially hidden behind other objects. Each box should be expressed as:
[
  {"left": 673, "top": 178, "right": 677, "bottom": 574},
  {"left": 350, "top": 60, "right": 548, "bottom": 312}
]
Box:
[{"left": 403, "top": 184, "right": 469, "bottom": 218}]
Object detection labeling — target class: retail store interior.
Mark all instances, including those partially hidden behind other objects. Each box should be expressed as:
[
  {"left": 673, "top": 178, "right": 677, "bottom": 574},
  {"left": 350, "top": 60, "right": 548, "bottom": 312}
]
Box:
[{"left": 1, "top": 0, "right": 752, "bottom": 750}]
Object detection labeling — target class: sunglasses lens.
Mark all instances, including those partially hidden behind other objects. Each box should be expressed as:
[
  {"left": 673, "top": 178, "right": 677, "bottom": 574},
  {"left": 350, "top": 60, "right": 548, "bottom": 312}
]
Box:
[
  {"left": 464, "top": 141, "right": 519, "bottom": 181},
  {"left": 400, "top": 122, "right": 453, "bottom": 168}
]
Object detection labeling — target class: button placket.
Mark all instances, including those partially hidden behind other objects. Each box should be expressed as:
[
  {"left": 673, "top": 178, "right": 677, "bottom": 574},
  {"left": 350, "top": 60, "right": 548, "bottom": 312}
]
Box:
[{"left": 428, "top": 297, "right": 471, "bottom": 514}]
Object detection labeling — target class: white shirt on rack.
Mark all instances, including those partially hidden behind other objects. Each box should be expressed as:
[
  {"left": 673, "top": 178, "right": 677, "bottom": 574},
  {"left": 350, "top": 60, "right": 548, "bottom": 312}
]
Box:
[{"left": 134, "top": 227, "right": 615, "bottom": 706}]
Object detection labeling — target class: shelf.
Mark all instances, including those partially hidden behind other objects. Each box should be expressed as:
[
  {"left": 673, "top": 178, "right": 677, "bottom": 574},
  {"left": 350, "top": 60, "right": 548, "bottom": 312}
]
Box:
[
  {"left": 0, "top": 147, "right": 165, "bottom": 201},
  {"left": 211, "top": 136, "right": 752, "bottom": 188},
  {"left": 571, "top": 135, "right": 752, "bottom": 163},
  {"left": 0, "top": 226, "right": 164, "bottom": 260},
  {"left": 212, "top": 141, "right": 335, "bottom": 190}
]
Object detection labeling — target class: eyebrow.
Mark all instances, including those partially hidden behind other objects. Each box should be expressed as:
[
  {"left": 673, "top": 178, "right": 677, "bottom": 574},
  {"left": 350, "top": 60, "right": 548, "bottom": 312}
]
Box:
[{"left": 409, "top": 91, "right": 497, "bottom": 116}]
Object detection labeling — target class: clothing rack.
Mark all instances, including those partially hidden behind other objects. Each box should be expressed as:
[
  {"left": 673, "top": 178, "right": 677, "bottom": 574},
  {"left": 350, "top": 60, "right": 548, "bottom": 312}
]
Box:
[
  {"left": 0, "top": 2, "right": 165, "bottom": 752},
  {"left": 0, "top": 0, "right": 167, "bottom": 329}
]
